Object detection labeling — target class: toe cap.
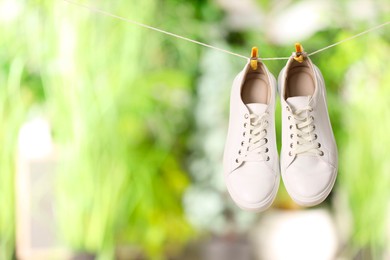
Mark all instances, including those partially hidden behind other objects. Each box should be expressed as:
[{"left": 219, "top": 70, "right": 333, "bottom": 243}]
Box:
[
  {"left": 227, "top": 162, "right": 278, "bottom": 205},
  {"left": 283, "top": 156, "right": 337, "bottom": 201}
]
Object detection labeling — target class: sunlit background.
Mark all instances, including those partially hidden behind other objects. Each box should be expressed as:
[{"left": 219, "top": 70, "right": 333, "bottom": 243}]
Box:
[{"left": 1, "top": 0, "right": 390, "bottom": 259}]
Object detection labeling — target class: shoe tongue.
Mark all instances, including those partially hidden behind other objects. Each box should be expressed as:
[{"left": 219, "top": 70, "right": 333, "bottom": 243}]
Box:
[
  {"left": 286, "top": 96, "right": 311, "bottom": 110},
  {"left": 246, "top": 103, "right": 267, "bottom": 115}
]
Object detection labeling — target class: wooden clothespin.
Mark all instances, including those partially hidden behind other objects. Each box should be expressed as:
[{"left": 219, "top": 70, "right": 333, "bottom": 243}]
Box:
[
  {"left": 294, "top": 43, "right": 304, "bottom": 63},
  {"left": 250, "top": 47, "right": 258, "bottom": 70}
]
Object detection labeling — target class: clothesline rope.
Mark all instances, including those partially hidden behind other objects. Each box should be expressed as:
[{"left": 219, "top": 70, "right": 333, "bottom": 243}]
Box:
[{"left": 62, "top": 0, "right": 389, "bottom": 61}]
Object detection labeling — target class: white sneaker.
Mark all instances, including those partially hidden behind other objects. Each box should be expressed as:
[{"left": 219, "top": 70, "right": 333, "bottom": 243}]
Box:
[
  {"left": 278, "top": 52, "right": 338, "bottom": 207},
  {"left": 223, "top": 60, "right": 279, "bottom": 212}
]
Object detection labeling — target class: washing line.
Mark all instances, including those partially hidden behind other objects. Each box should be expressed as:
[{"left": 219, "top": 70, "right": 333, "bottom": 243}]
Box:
[{"left": 62, "top": 0, "right": 389, "bottom": 61}]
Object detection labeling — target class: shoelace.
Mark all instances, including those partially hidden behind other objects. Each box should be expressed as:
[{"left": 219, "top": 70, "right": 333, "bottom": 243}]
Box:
[
  {"left": 287, "top": 106, "right": 323, "bottom": 156},
  {"left": 236, "top": 113, "right": 269, "bottom": 163}
]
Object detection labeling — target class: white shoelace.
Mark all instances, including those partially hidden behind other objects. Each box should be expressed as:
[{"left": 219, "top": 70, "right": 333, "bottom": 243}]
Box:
[
  {"left": 237, "top": 113, "right": 269, "bottom": 163},
  {"left": 287, "top": 106, "right": 323, "bottom": 156}
]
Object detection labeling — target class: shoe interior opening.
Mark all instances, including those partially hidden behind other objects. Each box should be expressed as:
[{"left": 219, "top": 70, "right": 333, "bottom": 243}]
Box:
[
  {"left": 285, "top": 59, "right": 315, "bottom": 99},
  {"left": 241, "top": 62, "right": 270, "bottom": 104}
]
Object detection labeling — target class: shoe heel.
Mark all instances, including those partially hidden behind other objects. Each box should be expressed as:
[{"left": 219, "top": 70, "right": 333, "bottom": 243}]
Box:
[{"left": 277, "top": 67, "right": 286, "bottom": 96}]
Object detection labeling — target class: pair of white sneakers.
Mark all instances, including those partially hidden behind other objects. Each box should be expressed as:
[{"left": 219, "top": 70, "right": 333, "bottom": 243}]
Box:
[{"left": 223, "top": 50, "right": 338, "bottom": 212}]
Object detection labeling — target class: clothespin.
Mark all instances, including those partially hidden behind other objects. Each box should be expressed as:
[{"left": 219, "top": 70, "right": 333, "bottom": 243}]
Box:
[
  {"left": 250, "top": 47, "right": 258, "bottom": 70},
  {"left": 294, "top": 43, "right": 304, "bottom": 63}
]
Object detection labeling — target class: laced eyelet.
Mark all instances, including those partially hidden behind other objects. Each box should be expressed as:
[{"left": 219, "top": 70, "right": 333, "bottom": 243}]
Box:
[
  {"left": 288, "top": 116, "right": 291, "bottom": 120},
  {"left": 290, "top": 134, "right": 294, "bottom": 139},
  {"left": 235, "top": 158, "right": 239, "bottom": 163},
  {"left": 241, "top": 141, "right": 244, "bottom": 146},
  {"left": 312, "top": 125, "right": 316, "bottom": 130},
  {"left": 286, "top": 106, "right": 290, "bottom": 111},
  {"left": 243, "top": 132, "right": 246, "bottom": 137},
  {"left": 290, "top": 143, "right": 293, "bottom": 148},
  {"left": 289, "top": 125, "right": 293, "bottom": 129},
  {"left": 317, "top": 143, "right": 321, "bottom": 148},
  {"left": 319, "top": 151, "right": 324, "bottom": 156},
  {"left": 310, "top": 116, "right": 314, "bottom": 121},
  {"left": 264, "top": 138, "right": 268, "bottom": 144},
  {"left": 289, "top": 151, "right": 293, "bottom": 156},
  {"left": 266, "top": 156, "right": 270, "bottom": 161},
  {"left": 244, "top": 123, "right": 247, "bottom": 128},
  {"left": 265, "top": 148, "right": 269, "bottom": 153},
  {"left": 238, "top": 150, "right": 241, "bottom": 155},
  {"left": 265, "top": 120, "right": 269, "bottom": 124},
  {"left": 314, "top": 134, "right": 318, "bottom": 140},
  {"left": 244, "top": 113, "right": 249, "bottom": 119},
  {"left": 309, "top": 108, "right": 313, "bottom": 112},
  {"left": 263, "top": 129, "right": 267, "bottom": 134}
]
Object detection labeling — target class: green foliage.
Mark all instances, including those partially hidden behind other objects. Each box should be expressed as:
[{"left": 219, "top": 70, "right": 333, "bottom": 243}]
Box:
[
  {"left": 339, "top": 36, "right": 390, "bottom": 254},
  {"left": 0, "top": 58, "right": 27, "bottom": 260},
  {"left": 0, "top": 0, "right": 204, "bottom": 258},
  {"left": 39, "top": 1, "right": 198, "bottom": 258}
]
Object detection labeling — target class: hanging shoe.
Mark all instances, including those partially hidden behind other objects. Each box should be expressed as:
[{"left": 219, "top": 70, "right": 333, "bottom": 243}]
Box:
[
  {"left": 278, "top": 49, "right": 338, "bottom": 207},
  {"left": 223, "top": 59, "right": 279, "bottom": 212}
]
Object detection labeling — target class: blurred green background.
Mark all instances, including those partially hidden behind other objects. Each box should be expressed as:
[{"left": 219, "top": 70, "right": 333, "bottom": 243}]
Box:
[{"left": 0, "top": 0, "right": 389, "bottom": 259}]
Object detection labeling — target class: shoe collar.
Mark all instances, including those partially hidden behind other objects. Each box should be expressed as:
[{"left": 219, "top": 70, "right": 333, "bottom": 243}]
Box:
[{"left": 281, "top": 54, "right": 320, "bottom": 107}]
